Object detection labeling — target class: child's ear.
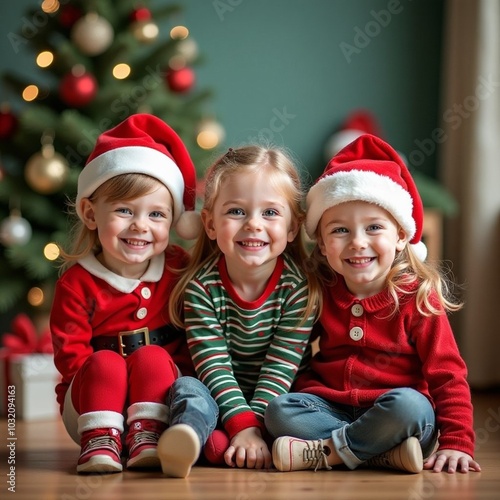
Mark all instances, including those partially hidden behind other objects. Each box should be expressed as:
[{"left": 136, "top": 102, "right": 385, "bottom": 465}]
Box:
[
  {"left": 201, "top": 209, "right": 217, "bottom": 240},
  {"left": 396, "top": 227, "right": 409, "bottom": 252},
  {"left": 317, "top": 233, "right": 327, "bottom": 256},
  {"left": 80, "top": 199, "right": 97, "bottom": 230},
  {"left": 287, "top": 219, "right": 300, "bottom": 243}
]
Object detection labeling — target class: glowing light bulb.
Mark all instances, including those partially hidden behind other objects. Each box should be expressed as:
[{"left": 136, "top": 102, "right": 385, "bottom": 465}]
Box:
[
  {"left": 113, "top": 63, "right": 131, "bottom": 79},
  {"left": 43, "top": 242, "right": 60, "bottom": 261},
  {"left": 36, "top": 51, "right": 54, "bottom": 68},
  {"left": 27, "top": 287, "right": 45, "bottom": 307},
  {"left": 22, "top": 85, "right": 39, "bottom": 102},
  {"left": 170, "top": 25, "right": 189, "bottom": 40}
]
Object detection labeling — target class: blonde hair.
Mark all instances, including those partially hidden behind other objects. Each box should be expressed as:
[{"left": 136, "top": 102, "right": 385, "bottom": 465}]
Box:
[
  {"left": 59, "top": 173, "right": 168, "bottom": 273},
  {"left": 309, "top": 237, "right": 462, "bottom": 317},
  {"left": 169, "top": 145, "right": 321, "bottom": 327}
]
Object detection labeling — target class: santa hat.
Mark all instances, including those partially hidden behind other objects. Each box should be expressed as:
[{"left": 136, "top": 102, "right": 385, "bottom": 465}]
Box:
[
  {"left": 307, "top": 134, "right": 427, "bottom": 261},
  {"left": 76, "top": 113, "right": 201, "bottom": 240},
  {"left": 324, "top": 110, "right": 382, "bottom": 161}
]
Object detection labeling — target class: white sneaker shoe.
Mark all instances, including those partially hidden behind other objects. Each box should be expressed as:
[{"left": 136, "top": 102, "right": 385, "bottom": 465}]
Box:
[
  {"left": 366, "top": 437, "right": 423, "bottom": 473},
  {"left": 157, "top": 424, "right": 201, "bottom": 478},
  {"left": 272, "top": 436, "right": 333, "bottom": 472}
]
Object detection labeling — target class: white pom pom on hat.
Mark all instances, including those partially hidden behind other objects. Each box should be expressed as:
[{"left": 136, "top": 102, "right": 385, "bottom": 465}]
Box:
[
  {"left": 308, "top": 133, "right": 427, "bottom": 260},
  {"left": 324, "top": 109, "right": 383, "bottom": 161},
  {"left": 76, "top": 113, "right": 201, "bottom": 240}
]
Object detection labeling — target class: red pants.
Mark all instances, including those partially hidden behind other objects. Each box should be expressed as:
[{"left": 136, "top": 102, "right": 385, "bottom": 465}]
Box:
[{"left": 71, "top": 345, "right": 177, "bottom": 414}]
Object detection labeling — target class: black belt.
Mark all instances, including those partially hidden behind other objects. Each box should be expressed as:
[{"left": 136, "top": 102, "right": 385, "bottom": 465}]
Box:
[{"left": 91, "top": 325, "right": 177, "bottom": 357}]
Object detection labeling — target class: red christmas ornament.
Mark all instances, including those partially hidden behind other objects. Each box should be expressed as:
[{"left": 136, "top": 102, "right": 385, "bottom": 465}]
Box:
[
  {"left": 59, "top": 5, "right": 83, "bottom": 29},
  {"left": 130, "top": 7, "right": 152, "bottom": 22},
  {"left": 166, "top": 67, "right": 195, "bottom": 93},
  {"left": 0, "top": 108, "right": 18, "bottom": 140},
  {"left": 59, "top": 67, "right": 98, "bottom": 107}
]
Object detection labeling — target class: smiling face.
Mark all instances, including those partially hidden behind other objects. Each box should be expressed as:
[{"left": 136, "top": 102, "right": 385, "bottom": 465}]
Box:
[
  {"left": 202, "top": 168, "right": 299, "bottom": 279},
  {"left": 80, "top": 183, "right": 174, "bottom": 278},
  {"left": 317, "top": 200, "right": 408, "bottom": 298}
]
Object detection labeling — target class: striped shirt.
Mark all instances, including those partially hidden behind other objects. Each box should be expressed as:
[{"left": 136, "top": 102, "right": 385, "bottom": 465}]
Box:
[{"left": 184, "top": 253, "right": 315, "bottom": 438}]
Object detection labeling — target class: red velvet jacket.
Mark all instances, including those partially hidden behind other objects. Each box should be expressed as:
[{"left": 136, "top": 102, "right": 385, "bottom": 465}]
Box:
[
  {"left": 294, "top": 278, "right": 475, "bottom": 457},
  {"left": 50, "top": 246, "right": 194, "bottom": 410}
]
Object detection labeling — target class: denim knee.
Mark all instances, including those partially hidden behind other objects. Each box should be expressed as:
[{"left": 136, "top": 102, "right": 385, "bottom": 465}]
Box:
[
  {"left": 265, "top": 394, "right": 288, "bottom": 436},
  {"left": 377, "top": 387, "right": 435, "bottom": 430},
  {"left": 265, "top": 393, "right": 332, "bottom": 439}
]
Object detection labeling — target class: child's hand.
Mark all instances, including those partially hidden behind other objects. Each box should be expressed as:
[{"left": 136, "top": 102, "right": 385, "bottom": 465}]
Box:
[
  {"left": 423, "top": 449, "right": 481, "bottom": 473},
  {"left": 224, "top": 427, "right": 272, "bottom": 469}
]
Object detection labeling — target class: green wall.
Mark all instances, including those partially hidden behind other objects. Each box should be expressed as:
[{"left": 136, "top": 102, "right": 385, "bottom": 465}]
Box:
[
  {"left": 0, "top": 0, "right": 444, "bottom": 181},
  {"left": 179, "top": 0, "right": 444, "bottom": 180}
]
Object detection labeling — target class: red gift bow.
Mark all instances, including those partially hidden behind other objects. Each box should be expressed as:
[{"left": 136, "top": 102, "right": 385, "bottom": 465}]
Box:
[{"left": 1, "top": 314, "right": 53, "bottom": 354}]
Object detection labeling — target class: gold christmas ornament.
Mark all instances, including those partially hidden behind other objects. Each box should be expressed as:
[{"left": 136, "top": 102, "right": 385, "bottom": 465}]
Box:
[
  {"left": 25, "top": 132, "right": 69, "bottom": 194},
  {"left": 71, "top": 12, "right": 114, "bottom": 56}
]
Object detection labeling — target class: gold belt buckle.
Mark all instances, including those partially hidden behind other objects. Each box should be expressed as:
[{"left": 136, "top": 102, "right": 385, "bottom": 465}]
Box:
[{"left": 118, "top": 327, "right": 150, "bottom": 357}]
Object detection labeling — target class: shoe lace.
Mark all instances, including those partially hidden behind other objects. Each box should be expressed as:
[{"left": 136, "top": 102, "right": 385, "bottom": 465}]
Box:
[
  {"left": 129, "top": 430, "right": 159, "bottom": 452},
  {"left": 303, "top": 440, "right": 333, "bottom": 472},
  {"left": 366, "top": 448, "right": 394, "bottom": 469},
  {"left": 366, "top": 455, "right": 390, "bottom": 468},
  {"left": 84, "top": 435, "right": 120, "bottom": 455}
]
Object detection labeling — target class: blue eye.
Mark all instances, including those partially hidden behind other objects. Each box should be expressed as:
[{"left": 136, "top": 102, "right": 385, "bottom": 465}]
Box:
[
  {"left": 227, "top": 208, "right": 244, "bottom": 216},
  {"left": 263, "top": 209, "right": 279, "bottom": 217},
  {"left": 116, "top": 207, "right": 132, "bottom": 215}
]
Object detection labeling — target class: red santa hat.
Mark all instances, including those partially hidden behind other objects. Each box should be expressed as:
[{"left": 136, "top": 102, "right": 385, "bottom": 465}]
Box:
[
  {"left": 324, "top": 110, "right": 382, "bottom": 161},
  {"left": 76, "top": 113, "right": 200, "bottom": 239},
  {"left": 307, "top": 134, "right": 427, "bottom": 261}
]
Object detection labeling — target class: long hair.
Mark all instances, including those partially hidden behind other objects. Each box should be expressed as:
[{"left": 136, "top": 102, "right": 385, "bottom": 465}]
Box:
[
  {"left": 169, "top": 145, "right": 321, "bottom": 327},
  {"left": 308, "top": 236, "right": 462, "bottom": 317},
  {"left": 59, "top": 173, "right": 168, "bottom": 273}
]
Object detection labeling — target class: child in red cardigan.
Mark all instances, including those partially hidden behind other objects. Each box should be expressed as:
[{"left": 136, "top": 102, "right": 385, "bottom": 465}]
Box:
[
  {"left": 265, "top": 134, "right": 480, "bottom": 474},
  {"left": 50, "top": 114, "right": 217, "bottom": 477}
]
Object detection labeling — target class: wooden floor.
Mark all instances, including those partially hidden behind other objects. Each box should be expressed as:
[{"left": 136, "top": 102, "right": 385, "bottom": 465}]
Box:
[{"left": 1, "top": 391, "right": 499, "bottom": 500}]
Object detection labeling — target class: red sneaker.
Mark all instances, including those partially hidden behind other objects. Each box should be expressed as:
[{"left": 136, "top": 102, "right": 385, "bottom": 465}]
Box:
[
  {"left": 126, "top": 419, "right": 167, "bottom": 469},
  {"left": 77, "top": 428, "right": 122, "bottom": 473}
]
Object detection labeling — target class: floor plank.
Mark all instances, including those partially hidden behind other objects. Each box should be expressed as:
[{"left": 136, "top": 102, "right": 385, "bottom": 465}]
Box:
[{"left": 1, "top": 391, "right": 499, "bottom": 500}]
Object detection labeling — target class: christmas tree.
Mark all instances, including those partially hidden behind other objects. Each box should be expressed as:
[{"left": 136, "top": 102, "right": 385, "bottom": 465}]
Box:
[{"left": 0, "top": 0, "right": 224, "bottom": 318}]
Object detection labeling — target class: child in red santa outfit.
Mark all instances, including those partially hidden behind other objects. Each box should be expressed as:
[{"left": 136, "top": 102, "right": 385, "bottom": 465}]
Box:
[
  {"left": 265, "top": 134, "right": 481, "bottom": 475},
  {"left": 50, "top": 114, "right": 218, "bottom": 477}
]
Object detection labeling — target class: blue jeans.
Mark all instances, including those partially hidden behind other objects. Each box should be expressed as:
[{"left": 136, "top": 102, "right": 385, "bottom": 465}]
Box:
[
  {"left": 265, "top": 387, "right": 437, "bottom": 470},
  {"left": 166, "top": 376, "right": 219, "bottom": 446}
]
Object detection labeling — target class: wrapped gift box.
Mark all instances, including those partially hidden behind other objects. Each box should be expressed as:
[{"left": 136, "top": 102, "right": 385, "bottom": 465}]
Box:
[{"left": 1, "top": 353, "right": 60, "bottom": 421}]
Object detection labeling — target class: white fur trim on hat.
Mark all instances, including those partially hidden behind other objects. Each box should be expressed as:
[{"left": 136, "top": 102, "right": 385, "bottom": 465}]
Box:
[
  {"left": 76, "top": 146, "right": 185, "bottom": 224},
  {"left": 306, "top": 169, "right": 416, "bottom": 240}
]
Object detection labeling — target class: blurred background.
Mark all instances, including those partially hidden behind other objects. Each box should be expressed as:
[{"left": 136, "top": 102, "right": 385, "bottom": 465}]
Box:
[{"left": 0, "top": 0, "right": 498, "bottom": 389}]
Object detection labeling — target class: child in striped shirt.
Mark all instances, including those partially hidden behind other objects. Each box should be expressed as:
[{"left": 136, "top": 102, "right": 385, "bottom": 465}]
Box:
[{"left": 169, "top": 146, "right": 321, "bottom": 469}]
